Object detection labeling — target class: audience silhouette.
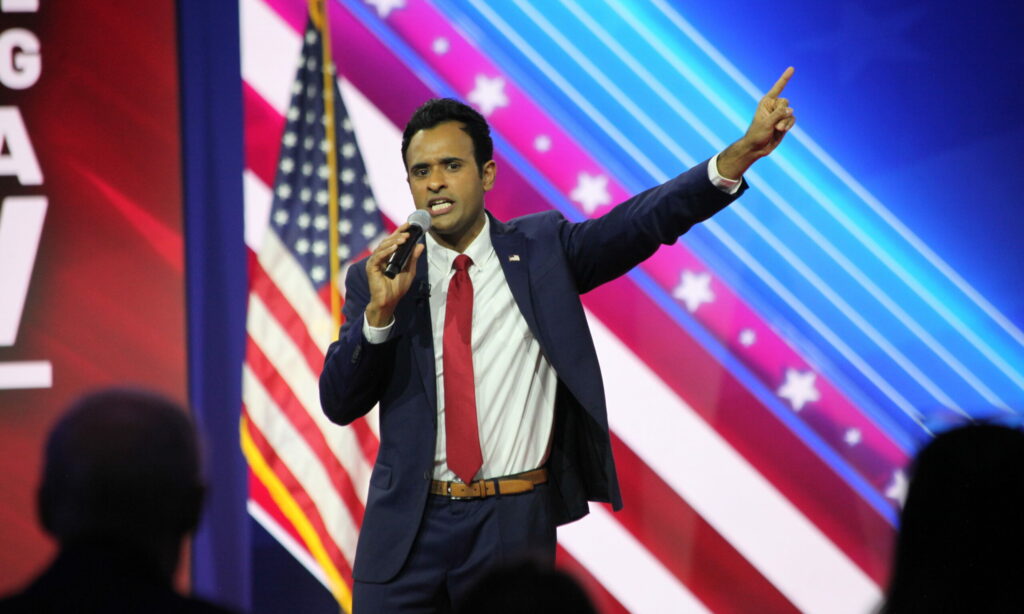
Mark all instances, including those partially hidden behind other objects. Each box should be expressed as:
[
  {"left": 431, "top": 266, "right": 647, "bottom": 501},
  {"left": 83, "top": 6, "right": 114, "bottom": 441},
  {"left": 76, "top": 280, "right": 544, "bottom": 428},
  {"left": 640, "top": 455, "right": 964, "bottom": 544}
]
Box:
[
  {"left": 0, "top": 388, "right": 237, "bottom": 613},
  {"left": 881, "top": 423, "right": 1024, "bottom": 614}
]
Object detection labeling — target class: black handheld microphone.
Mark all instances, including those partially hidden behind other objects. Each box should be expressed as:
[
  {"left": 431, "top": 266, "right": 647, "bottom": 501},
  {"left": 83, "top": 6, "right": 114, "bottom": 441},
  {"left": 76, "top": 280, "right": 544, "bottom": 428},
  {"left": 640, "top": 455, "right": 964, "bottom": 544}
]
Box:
[{"left": 383, "top": 210, "right": 431, "bottom": 279}]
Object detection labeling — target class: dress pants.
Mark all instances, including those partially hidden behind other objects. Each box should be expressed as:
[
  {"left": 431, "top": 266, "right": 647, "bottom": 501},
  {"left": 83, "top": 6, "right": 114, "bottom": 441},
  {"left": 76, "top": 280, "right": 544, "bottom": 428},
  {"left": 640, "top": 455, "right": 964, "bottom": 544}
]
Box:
[{"left": 353, "top": 483, "right": 557, "bottom": 613}]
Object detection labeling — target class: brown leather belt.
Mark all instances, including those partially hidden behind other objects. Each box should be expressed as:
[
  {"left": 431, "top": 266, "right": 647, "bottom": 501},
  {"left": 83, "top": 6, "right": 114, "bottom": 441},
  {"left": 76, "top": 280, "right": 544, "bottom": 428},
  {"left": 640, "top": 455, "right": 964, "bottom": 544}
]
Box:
[{"left": 429, "top": 468, "right": 548, "bottom": 500}]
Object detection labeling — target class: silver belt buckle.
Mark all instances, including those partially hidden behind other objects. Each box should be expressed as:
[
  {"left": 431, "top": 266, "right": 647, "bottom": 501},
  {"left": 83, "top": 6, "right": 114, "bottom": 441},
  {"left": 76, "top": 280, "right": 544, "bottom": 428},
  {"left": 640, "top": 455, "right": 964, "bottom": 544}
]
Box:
[{"left": 447, "top": 480, "right": 475, "bottom": 501}]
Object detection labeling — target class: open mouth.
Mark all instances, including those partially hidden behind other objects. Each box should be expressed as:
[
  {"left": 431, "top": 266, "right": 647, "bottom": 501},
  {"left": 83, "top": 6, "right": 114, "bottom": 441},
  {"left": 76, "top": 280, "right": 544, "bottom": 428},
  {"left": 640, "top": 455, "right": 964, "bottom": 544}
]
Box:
[{"left": 428, "top": 198, "right": 454, "bottom": 215}]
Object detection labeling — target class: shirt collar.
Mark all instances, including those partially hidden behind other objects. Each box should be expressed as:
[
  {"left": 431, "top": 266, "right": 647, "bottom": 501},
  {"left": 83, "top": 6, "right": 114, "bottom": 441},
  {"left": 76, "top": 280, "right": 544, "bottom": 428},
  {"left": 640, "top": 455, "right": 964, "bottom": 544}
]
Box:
[{"left": 425, "top": 213, "right": 494, "bottom": 275}]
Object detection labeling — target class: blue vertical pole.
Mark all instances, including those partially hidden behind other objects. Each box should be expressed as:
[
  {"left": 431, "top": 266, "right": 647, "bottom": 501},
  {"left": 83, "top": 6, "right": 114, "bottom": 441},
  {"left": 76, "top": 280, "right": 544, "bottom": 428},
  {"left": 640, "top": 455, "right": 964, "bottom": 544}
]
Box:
[{"left": 176, "top": 1, "right": 250, "bottom": 611}]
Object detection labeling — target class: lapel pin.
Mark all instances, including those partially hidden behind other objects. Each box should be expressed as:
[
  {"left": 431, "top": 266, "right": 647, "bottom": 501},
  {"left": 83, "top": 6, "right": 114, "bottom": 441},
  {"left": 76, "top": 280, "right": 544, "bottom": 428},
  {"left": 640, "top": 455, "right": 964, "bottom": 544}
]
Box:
[{"left": 509, "top": 254, "right": 520, "bottom": 262}]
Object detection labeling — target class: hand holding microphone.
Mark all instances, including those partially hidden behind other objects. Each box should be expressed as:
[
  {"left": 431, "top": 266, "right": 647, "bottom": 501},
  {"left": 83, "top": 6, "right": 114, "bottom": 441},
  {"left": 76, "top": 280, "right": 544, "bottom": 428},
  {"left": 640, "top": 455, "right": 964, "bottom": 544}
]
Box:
[
  {"left": 364, "top": 210, "right": 431, "bottom": 327},
  {"left": 384, "top": 210, "right": 431, "bottom": 279}
]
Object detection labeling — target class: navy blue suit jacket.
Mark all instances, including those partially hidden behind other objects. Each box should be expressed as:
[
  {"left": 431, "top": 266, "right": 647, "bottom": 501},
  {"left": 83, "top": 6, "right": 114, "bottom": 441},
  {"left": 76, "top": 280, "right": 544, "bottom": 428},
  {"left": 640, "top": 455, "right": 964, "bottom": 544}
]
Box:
[{"left": 319, "top": 159, "right": 745, "bottom": 583}]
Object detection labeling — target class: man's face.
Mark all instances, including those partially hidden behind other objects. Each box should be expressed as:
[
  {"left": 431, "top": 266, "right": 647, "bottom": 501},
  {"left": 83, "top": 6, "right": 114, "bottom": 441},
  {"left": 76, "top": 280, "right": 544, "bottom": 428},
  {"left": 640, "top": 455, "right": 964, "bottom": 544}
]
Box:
[{"left": 405, "top": 121, "right": 495, "bottom": 253}]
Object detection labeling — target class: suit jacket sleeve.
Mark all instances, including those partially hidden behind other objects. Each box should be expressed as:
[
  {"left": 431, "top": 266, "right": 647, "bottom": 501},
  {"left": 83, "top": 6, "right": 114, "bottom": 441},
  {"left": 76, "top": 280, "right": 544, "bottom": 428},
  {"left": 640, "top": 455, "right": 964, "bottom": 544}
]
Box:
[
  {"left": 557, "top": 159, "right": 743, "bottom": 293},
  {"left": 318, "top": 259, "right": 395, "bottom": 425}
]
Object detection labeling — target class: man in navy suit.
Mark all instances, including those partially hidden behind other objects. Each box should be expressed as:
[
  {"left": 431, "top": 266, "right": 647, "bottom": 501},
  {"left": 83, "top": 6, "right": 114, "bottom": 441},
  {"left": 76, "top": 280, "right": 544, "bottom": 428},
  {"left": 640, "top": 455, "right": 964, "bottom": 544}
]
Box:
[{"left": 320, "top": 68, "right": 796, "bottom": 612}]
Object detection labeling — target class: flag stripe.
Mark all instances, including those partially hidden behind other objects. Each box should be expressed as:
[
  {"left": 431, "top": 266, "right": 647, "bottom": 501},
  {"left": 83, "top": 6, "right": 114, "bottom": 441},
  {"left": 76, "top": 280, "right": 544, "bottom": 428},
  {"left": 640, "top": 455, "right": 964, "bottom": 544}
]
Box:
[
  {"left": 559, "top": 505, "right": 713, "bottom": 613},
  {"left": 586, "top": 281, "right": 893, "bottom": 587},
  {"left": 243, "top": 367, "right": 361, "bottom": 563},
  {"left": 587, "top": 300, "right": 883, "bottom": 612},
  {"left": 241, "top": 413, "right": 354, "bottom": 607},
  {"left": 250, "top": 261, "right": 327, "bottom": 375},
  {"left": 608, "top": 433, "right": 800, "bottom": 614},
  {"left": 555, "top": 547, "right": 631, "bottom": 614},
  {"left": 246, "top": 292, "right": 374, "bottom": 490},
  {"left": 246, "top": 338, "right": 368, "bottom": 518}
]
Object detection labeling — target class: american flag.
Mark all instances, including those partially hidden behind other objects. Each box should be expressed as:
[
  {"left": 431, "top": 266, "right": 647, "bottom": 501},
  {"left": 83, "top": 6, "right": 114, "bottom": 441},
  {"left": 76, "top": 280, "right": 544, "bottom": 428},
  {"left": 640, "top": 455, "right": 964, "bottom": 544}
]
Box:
[
  {"left": 241, "top": 7, "right": 385, "bottom": 612},
  {"left": 239, "top": 0, "right": 1024, "bottom": 612}
]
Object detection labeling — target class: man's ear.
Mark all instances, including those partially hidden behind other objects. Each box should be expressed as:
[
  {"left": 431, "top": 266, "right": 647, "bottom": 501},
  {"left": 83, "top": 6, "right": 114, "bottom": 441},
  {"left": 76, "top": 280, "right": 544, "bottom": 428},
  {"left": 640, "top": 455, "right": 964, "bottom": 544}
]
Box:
[{"left": 482, "top": 160, "right": 497, "bottom": 191}]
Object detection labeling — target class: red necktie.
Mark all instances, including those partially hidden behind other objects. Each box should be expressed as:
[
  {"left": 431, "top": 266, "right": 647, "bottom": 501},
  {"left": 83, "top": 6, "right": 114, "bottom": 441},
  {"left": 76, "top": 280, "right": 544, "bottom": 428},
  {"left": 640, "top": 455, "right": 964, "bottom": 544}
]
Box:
[{"left": 443, "top": 254, "right": 482, "bottom": 484}]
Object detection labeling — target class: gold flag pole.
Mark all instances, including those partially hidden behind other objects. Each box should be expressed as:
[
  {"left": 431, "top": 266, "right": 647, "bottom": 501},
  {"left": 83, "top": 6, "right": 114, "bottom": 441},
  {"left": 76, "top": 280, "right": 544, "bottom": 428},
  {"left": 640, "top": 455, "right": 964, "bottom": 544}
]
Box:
[{"left": 312, "top": 0, "right": 343, "bottom": 338}]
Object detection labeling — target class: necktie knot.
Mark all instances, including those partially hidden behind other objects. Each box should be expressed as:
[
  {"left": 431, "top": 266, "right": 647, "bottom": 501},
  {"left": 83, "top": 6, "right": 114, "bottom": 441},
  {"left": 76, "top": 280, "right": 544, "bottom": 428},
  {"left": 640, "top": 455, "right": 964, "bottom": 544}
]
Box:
[{"left": 453, "top": 254, "right": 472, "bottom": 273}]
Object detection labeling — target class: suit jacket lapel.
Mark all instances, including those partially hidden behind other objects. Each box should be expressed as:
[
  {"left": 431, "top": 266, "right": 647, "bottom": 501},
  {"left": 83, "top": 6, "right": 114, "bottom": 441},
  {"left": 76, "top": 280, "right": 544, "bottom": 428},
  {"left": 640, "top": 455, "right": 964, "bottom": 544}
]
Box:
[{"left": 489, "top": 214, "right": 541, "bottom": 342}]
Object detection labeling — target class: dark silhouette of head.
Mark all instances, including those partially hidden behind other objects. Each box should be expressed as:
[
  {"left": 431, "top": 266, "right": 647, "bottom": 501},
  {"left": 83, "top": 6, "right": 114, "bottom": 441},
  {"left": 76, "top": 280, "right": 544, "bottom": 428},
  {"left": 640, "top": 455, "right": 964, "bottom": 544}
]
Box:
[
  {"left": 456, "top": 559, "right": 597, "bottom": 614},
  {"left": 401, "top": 98, "right": 493, "bottom": 174},
  {"left": 881, "top": 423, "right": 1024, "bottom": 613},
  {"left": 36, "top": 388, "right": 204, "bottom": 580}
]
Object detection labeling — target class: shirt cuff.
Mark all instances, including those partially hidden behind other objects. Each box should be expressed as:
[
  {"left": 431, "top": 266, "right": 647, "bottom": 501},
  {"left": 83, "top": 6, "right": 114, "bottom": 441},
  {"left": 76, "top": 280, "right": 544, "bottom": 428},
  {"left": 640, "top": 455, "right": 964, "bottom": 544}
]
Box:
[
  {"left": 708, "top": 153, "right": 742, "bottom": 195},
  {"left": 362, "top": 314, "right": 395, "bottom": 344}
]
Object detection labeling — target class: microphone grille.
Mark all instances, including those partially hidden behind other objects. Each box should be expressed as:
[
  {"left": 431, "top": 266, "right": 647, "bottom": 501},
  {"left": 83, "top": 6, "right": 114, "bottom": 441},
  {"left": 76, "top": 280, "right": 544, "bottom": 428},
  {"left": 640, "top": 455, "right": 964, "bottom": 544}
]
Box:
[{"left": 408, "top": 209, "right": 431, "bottom": 231}]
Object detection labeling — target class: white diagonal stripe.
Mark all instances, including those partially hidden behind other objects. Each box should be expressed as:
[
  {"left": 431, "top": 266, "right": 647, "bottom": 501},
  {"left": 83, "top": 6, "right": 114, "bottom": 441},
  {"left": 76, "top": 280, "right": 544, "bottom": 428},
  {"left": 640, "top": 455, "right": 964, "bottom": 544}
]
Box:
[{"left": 559, "top": 505, "right": 711, "bottom": 613}]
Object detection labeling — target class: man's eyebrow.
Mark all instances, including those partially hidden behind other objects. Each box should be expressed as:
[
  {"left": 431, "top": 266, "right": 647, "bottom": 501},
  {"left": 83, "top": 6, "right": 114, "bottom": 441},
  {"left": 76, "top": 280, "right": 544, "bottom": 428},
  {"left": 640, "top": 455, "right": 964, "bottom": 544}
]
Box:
[{"left": 409, "top": 156, "right": 464, "bottom": 172}]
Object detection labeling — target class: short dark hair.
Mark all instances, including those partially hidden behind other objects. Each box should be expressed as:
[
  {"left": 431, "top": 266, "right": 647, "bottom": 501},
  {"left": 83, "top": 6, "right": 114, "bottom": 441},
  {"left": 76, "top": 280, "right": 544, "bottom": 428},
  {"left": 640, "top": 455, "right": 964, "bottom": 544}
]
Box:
[{"left": 401, "top": 98, "right": 493, "bottom": 174}]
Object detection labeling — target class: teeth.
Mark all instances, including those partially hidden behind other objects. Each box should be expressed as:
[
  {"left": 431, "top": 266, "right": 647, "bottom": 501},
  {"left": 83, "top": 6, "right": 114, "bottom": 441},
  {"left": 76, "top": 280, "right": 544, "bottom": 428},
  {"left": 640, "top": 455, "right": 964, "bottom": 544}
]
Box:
[{"left": 430, "top": 200, "right": 452, "bottom": 211}]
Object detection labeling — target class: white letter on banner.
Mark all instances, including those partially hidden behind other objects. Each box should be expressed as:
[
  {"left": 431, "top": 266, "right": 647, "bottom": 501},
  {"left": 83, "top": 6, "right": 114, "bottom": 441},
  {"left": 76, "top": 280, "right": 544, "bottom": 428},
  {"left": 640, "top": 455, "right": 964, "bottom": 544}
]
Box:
[
  {"left": 0, "top": 107, "right": 42, "bottom": 185},
  {"left": 0, "top": 195, "right": 47, "bottom": 346},
  {"left": 0, "top": 28, "right": 41, "bottom": 89},
  {"left": 1, "top": 0, "right": 39, "bottom": 12}
]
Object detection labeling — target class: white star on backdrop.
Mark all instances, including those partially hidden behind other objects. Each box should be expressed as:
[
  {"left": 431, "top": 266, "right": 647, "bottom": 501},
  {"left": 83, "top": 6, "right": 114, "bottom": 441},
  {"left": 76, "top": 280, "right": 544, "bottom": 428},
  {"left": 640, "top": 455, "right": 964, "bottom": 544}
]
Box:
[
  {"left": 534, "top": 134, "right": 552, "bottom": 152},
  {"left": 738, "top": 328, "right": 756, "bottom": 347},
  {"left": 672, "top": 271, "right": 715, "bottom": 313},
  {"left": 467, "top": 74, "right": 509, "bottom": 116},
  {"left": 885, "top": 470, "right": 908, "bottom": 507},
  {"left": 432, "top": 37, "right": 450, "bottom": 55},
  {"left": 570, "top": 172, "right": 611, "bottom": 214},
  {"left": 365, "top": 0, "right": 405, "bottom": 19},
  {"left": 777, "top": 368, "right": 820, "bottom": 411},
  {"left": 844, "top": 428, "right": 862, "bottom": 446}
]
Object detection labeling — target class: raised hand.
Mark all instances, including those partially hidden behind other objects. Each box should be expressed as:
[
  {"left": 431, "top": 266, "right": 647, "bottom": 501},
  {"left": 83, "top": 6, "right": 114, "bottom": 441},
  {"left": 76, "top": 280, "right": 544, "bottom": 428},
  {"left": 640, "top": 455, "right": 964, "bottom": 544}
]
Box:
[
  {"left": 717, "top": 67, "right": 796, "bottom": 179},
  {"left": 364, "top": 222, "right": 425, "bottom": 327},
  {"left": 745, "top": 66, "right": 796, "bottom": 157}
]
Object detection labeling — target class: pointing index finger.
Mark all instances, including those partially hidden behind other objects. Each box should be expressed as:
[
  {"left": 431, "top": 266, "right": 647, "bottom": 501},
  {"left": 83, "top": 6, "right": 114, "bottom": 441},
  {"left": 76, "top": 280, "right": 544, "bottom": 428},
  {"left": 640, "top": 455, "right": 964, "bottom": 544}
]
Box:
[{"left": 766, "top": 66, "right": 794, "bottom": 98}]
